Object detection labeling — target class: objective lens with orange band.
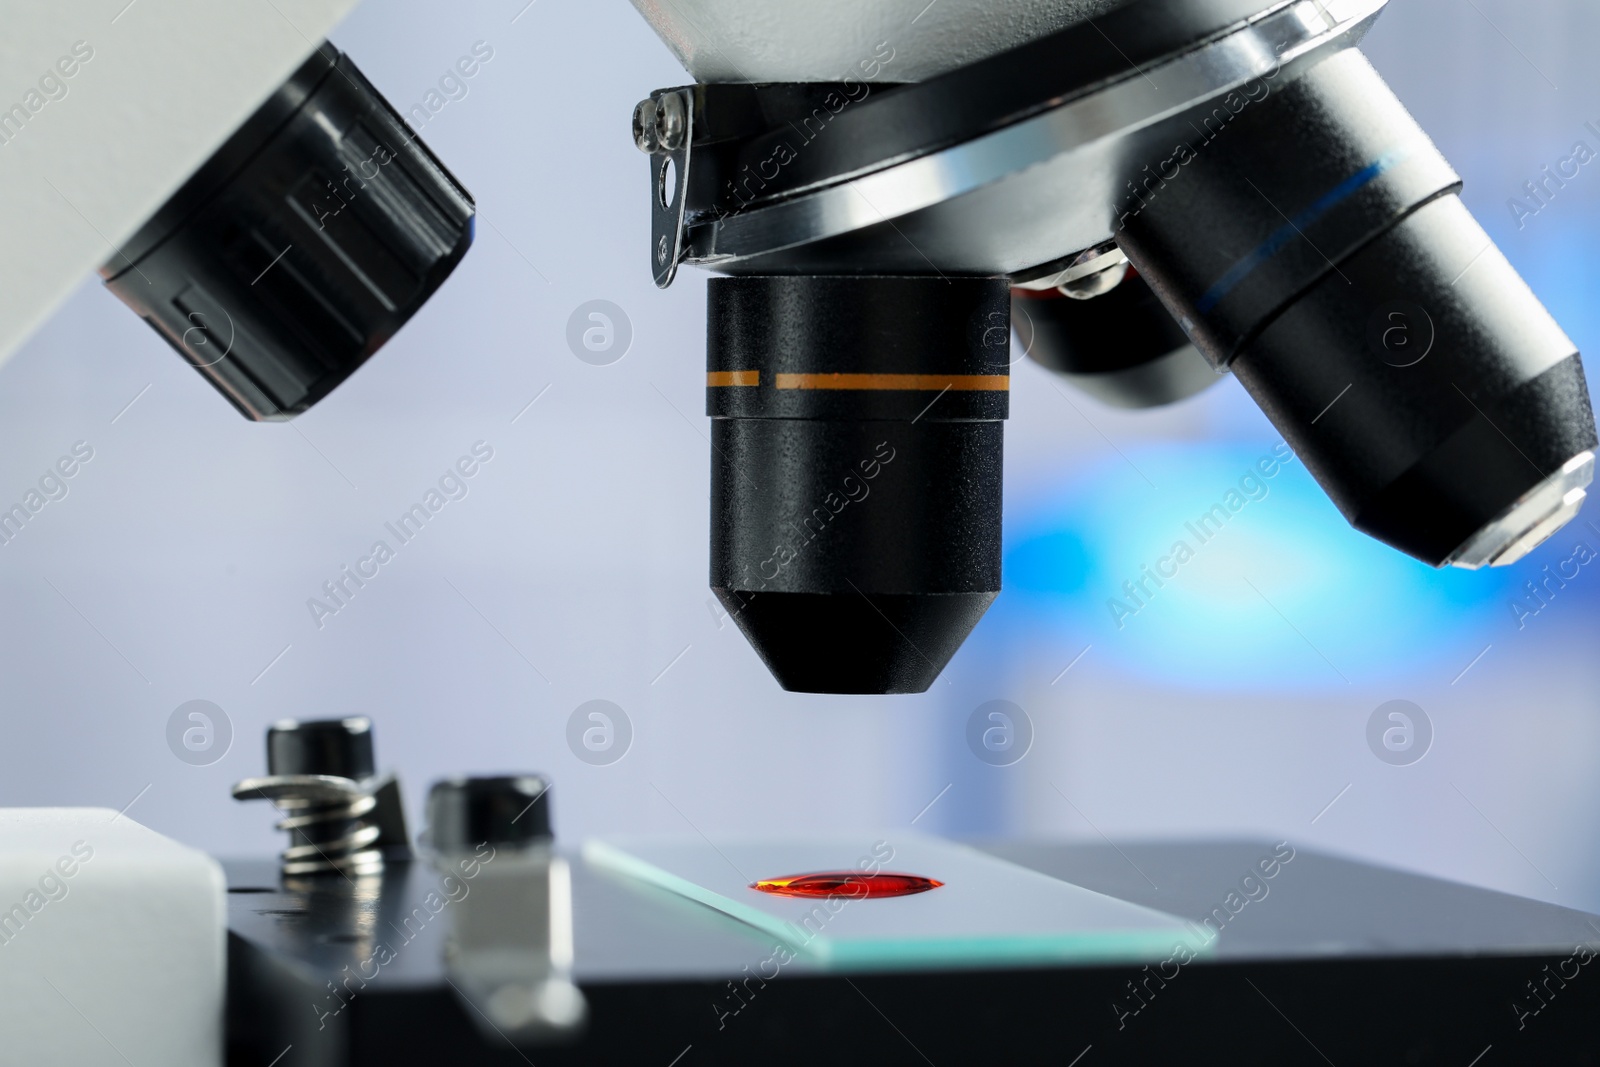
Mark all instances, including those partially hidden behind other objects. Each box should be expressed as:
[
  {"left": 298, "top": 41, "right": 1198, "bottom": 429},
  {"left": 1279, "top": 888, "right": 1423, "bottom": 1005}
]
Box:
[{"left": 705, "top": 274, "right": 1011, "bottom": 694}]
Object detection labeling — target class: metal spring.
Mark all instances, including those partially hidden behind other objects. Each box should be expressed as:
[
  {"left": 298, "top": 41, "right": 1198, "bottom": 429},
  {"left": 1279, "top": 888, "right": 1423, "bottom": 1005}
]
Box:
[
  {"left": 233, "top": 775, "right": 385, "bottom": 877},
  {"left": 276, "top": 788, "right": 382, "bottom": 877}
]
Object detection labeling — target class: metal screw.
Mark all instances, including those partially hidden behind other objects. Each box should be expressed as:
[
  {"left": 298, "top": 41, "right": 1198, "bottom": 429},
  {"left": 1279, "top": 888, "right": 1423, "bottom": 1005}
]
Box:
[
  {"left": 1012, "top": 240, "right": 1130, "bottom": 296},
  {"left": 654, "top": 92, "right": 687, "bottom": 152},
  {"left": 1058, "top": 261, "right": 1131, "bottom": 300},
  {"left": 1057, "top": 242, "right": 1132, "bottom": 300},
  {"left": 632, "top": 98, "right": 660, "bottom": 154}
]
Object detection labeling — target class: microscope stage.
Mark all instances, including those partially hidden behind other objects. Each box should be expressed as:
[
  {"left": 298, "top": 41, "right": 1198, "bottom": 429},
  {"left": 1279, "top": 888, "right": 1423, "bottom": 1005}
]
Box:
[{"left": 225, "top": 838, "right": 1600, "bottom": 1064}]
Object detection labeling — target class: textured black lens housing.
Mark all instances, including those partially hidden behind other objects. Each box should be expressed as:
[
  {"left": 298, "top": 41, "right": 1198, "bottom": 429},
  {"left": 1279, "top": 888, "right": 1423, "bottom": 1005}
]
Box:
[{"left": 102, "top": 43, "right": 475, "bottom": 421}]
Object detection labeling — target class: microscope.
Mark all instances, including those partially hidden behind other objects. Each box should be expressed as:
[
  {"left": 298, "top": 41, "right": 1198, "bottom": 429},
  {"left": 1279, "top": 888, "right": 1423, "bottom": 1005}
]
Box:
[
  {"left": 626, "top": 0, "right": 1598, "bottom": 693},
  {"left": 2, "top": 0, "right": 1599, "bottom": 1063},
  {"left": 5, "top": 0, "right": 1587, "bottom": 697}
]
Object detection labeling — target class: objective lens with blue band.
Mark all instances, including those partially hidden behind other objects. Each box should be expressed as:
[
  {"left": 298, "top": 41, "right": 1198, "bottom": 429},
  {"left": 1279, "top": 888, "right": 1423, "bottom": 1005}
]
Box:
[{"left": 1117, "top": 48, "right": 1596, "bottom": 569}]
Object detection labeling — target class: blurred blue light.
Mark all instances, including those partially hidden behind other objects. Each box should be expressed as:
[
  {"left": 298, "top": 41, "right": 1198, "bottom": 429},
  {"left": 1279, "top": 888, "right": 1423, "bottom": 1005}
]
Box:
[{"left": 999, "top": 442, "right": 1533, "bottom": 690}]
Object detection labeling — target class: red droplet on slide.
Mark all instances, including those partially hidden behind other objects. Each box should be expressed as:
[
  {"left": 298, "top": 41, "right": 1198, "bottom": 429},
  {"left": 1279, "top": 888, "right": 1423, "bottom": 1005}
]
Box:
[{"left": 749, "top": 872, "right": 943, "bottom": 899}]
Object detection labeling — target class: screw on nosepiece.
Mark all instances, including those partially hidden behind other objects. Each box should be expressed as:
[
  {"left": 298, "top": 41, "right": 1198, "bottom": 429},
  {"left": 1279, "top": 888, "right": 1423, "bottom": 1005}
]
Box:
[
  {"left": 632, "top": 98, "right": 660, "bottom": 154},
  {"left": 1058, "top": 261, "right": 1131, "bottom": 301},
  {"left": 654, "top": 92, "right": 687, "bottom": 152}
]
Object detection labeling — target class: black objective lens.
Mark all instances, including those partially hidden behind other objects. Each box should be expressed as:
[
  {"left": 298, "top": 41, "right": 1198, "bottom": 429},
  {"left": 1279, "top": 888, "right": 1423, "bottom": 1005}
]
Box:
[
  {"left": 1118, "top": 50, "right": 1596, "bottom": 567},
  {"left": 102, "top": 43, "right": 474, "bottom": 421},
  {"left": 1014, "top": 272, "right": 1220, "bottom": 409},
  {"left": 708, "top": 275, "right": 1010, "bottom": 694}
]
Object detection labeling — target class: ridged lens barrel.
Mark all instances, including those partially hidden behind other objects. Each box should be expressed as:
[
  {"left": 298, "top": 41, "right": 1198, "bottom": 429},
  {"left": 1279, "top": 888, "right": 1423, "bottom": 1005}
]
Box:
[
  {"left": 102, "top": 43, "right": 475, "bottom": 421},
  {"left": 1118, "top": 50, "right": 1596, "bottom": 567},
  {"left": 707, "top": 275, "right": 1010, "bottom": 694}
]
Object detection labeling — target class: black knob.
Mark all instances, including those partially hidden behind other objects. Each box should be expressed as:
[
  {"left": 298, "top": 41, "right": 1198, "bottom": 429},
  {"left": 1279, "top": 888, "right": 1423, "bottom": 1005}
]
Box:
[
  {"left": 101, "top": 42, "right": 474, "bottom": 421},
  {"left": 267, "top": 717, "right": 376, "bottom": 780},
  {"left": 426, "top": 775, "right": 553, "bottom": 852}
]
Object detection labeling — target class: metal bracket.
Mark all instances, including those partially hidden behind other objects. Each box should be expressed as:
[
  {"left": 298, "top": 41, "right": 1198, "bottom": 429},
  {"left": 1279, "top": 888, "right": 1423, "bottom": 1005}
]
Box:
[
  {"left": 1011, "top": 240, "right": 1131, "bottom": 297},
  {"left": 634, "top": 89, "right": 694, "bottom": 288},
  {"left": 437, "top": 846, "right": 586, "bottom": 1045}
]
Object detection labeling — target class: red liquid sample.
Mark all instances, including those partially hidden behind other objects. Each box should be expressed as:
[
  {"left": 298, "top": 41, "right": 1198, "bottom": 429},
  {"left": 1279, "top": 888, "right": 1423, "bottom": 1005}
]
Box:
[{"left": 749, "top": 872, "right": 943, "bottom": 899}]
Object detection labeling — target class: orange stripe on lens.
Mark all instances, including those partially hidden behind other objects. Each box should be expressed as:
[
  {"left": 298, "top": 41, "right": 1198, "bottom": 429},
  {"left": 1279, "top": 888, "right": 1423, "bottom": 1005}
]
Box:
[
  {"left": 707, "top": 370, "right": 760, "bottom": 387},
  {"left": 774, "top": 373, "right": 1008, "bottom": 392}
]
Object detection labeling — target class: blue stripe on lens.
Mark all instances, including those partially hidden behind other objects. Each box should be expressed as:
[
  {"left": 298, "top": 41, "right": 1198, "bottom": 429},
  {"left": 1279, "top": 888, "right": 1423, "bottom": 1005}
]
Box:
[{"left": 1194, "top": 146, "right": 1413, "bottom": 316}]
